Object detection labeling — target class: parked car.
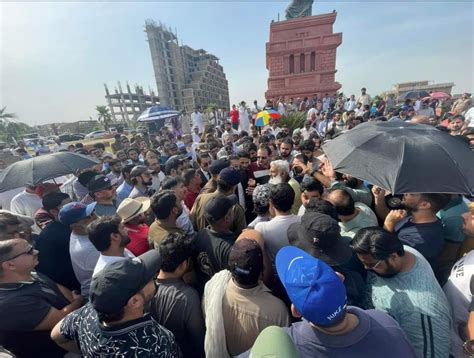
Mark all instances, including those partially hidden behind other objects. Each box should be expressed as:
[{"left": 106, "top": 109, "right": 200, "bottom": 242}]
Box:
[
  {"left": 84, "top": 130, "right": 108, "bottom": 140},
  {"left": 59, "top": 133, "right": 85, "bottom": 142}
]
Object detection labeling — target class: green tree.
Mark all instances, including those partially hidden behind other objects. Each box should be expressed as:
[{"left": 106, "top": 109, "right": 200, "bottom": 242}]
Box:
[
  {"left": 0, "top": 106, "right": 17, "bottom": 122},
  {"left": 95, "top": 105, "right": 113, "bottom": 131}
]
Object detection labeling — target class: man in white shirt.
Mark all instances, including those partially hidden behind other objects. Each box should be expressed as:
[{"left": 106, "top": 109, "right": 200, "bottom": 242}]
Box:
[
  {"left": 357, "top": 87, "right": 372, "bottom": 107},
  {"left": 192, "top": 127, "right": 201, "bottom": 143},
  {"left": 145, "top": 157, "right": 166, "bottom": 193},
  {"left": 306, "top": 105, "right": 318, "bottom": 120},
  {"left": 88, "top": 216, "right": 135, "bottom": 277},
  {"left": 252, "top": 100, "right": 262, "bottom": 124},
  {"left": 58, "top": 201, "right": 100, "bottom": 298},
  {"left": 10, "top": 185, "right": 43, "bottom": 234},
  {"left": 255, "top": 183, "right": 301, "bottom": 263},
  {"left": 191, "top": 109, "right": 204, "bottom": 134},
  {"left": 239, "top": 101, "right": 250, "bottom": 133},
  {"left": 322, "top": 94, "right": 331, "bottom": 112},
  {"left": 277, "top": 97, "right": 286, "bottom": 116},
  {"left": 416, "top": 101, "right": 435, "bottom": 117},
  {"left": 300, "top": 120, "right": 316, "bottom": 140},
  {"left": 344, "top": 95, "right": 357, "bottom": 112}
]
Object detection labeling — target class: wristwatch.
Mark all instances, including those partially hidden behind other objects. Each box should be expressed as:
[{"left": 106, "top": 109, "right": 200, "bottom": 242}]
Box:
[{"left": 464, "top": 339, "right": 474, "bottom": 356}]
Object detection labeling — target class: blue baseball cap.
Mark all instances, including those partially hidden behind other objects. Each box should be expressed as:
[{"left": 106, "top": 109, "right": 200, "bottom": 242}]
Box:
[
  {"left": 276, "top": 246, "right": 347, "bottom": 326},
  {"left": 58, "top": 201, "right": 96, "bottom": 226}
]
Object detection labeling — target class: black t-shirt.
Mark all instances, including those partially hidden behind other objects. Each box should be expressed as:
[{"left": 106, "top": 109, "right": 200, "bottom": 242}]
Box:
[
  {"left": 193, "top": 228, "right": 235, "bottom": 294},
  {"left": 60, "top": 303, "right": 181, "bottom": 357},
  {"left": 0, "top": 272, "right": 69, "bottom": 331},
  {"left": 151, "top": 278, "right": 205, "bottom": 358},
  {"left": 35, "top": 220, "right": 80, "bottom": 291}
]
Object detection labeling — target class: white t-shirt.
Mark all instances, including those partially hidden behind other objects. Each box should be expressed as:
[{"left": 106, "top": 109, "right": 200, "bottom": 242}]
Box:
[
  {"left": 443, "top": 250, "right": 474, "bottom": 357},
  {"left": 255, "top": 214, "right": 301, "bottom": 262},
  {"left": 69, "top": 232, "right": 100, "bottom": 298},
  {"left": 0, "top": 187, "right": 23, "bottom": 211},
  {"left": 92, "top": 249, "right": 135, "bottom": 277},
  {"left": 10, "top": 190, "right": 43, "bottom": 234}
]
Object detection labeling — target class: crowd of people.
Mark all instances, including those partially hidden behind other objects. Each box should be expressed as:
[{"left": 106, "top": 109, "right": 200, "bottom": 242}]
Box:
[{"left": 0, "top": 88, "right": 473, "bottom": 357}]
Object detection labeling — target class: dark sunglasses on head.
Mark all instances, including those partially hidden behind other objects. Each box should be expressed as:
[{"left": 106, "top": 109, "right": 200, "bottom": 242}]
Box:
[{"left": 2, "top": 245, "right": 35, "bottom": 262}]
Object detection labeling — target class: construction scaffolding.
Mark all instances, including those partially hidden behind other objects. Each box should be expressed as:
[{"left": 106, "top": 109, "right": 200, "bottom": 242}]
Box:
[{"left": 104, "top": 82, "right": 160, "bottom": 122}]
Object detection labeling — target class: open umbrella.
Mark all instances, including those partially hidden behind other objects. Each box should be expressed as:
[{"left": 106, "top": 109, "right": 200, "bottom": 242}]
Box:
[
  {"left": 429, "top": 92, "right": 451, "bottom": 100},
  {"left": 137, "top": 105, "right": 180, "bottom": 122},
  {"left": 255, "top": 110, "right": 281, "bottom": 127},
  {"left": 400, "top": 91, "right": 430, "bottom": 100},
  {"left": 0, "top": 152, "right": 99, "bottom": 192},
  {"left": 322, "top": 121, "right": 474, "bottom": 194}
]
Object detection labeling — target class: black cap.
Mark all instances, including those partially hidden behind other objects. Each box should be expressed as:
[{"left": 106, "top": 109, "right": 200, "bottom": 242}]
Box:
[
  {"left": 90, "top": 250, "right": 161, "bottom": 315},
  {"left": 77, "top": 171, "right": 97, "bottom": 186},
  {"left": 287, "top": 212, "right": 352, "bottom": 266},
  {"left": 229, "top": 238, "right": 263, "bottom": 280},
  {"left": 88, "top": 175, "right": 113, "bottom": 193},
  {"left": 218, "top": 167, "right": 241, "bottom": 186},
  {"left": 204, "top": 195, "right": 236, "bottom": 224},
  {"left": 209, "top": 158, "right": 230, "bottom": 175},
  {"left": 42, "top": 192, "right": 69, "bottom": 211}
]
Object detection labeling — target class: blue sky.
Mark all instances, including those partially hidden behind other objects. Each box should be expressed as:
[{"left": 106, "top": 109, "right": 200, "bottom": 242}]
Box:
[{"left": 1, "top": 1, "right": 472, "bottom": 126}]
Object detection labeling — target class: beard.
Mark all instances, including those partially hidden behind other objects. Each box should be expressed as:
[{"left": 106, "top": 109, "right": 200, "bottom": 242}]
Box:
[
  {"left": 120, "top": 234, "right": 131, "bottom": 247},
  {"left": 269, "top": 176, "right": 283, "bottom": 185}
]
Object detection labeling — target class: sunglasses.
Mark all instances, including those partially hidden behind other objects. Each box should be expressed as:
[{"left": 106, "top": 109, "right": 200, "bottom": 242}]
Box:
[
  {"left": 2, "top": 245, "right": 35, "bottom": 262},
  {"left": 364, "top": 260, "right": 383, "bottom": 270}
]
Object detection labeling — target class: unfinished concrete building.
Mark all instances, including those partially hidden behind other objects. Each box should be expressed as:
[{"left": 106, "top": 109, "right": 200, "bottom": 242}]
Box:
[
  {"left": 104, "top": 82, "right": 160, "bottom": 122},
  {"left": 145, "top": 19, "right": 230, "bottom": 112}
]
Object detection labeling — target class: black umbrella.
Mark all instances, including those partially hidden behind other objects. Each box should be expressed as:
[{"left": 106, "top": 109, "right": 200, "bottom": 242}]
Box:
[
  {"left": 0, "top": 152, "right": 100, "bottom": 192},
  {"left": 400, "top": 90, "right": 430, "bottom": 100},
  {"left": 322, "top": 121, "right": 474, "bottom": 194}
]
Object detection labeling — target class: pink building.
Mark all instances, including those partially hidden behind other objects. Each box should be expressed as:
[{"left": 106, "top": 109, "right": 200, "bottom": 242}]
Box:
[{"left": 265, "top": 12, "right": 342, "bottom": 100}]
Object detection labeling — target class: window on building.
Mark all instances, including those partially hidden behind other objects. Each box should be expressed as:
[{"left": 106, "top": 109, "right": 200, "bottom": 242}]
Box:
[
  {"left": 310, "top": 52, "right": 316, "bottom": 71},
  {"left": 289, "top": 55, "right": 294, "bottom": 74},
  {"left": 300, "top": 53, "right": 305, "bottom": 73}
]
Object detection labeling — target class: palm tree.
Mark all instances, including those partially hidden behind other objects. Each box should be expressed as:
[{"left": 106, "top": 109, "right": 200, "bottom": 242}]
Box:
[
  {"left": 95, "top": 105, "right": 113, "bottom": 131},
  {"left": 0, "top": 106, "right": 17, "bottom": 123}
]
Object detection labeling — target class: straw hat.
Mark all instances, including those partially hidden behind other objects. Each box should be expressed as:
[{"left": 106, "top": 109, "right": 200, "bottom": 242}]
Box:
[{"left": 117, "top": 197, "right": 151, "bottom": 223}]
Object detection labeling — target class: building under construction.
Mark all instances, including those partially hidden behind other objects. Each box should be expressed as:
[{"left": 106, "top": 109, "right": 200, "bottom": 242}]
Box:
[
  {"left": 145, "top": 19, "right": 230, "bottom": 112},
  {"left": 104, "top": 82, "right": 160, "bottom": 122}
]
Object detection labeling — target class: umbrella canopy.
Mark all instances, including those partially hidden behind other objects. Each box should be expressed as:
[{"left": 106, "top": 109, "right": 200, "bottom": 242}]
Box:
[
  {"left": 322, "top": 121, "right": 474, "bottom": 195},
  {"left": 137, "top": 105, "right": 180, "bottom": 122},
  {"left": 255, "top": 110, "right": 281, "bottom": 127},
  {"left": 400, "top": 90, "right": 430, "bottom": 100},
  {"left": 429, "top": 92, "right": 451, "bottom": 100},
  {"left": 0, "top": 152, "right": 99, "bottom": 192}
]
